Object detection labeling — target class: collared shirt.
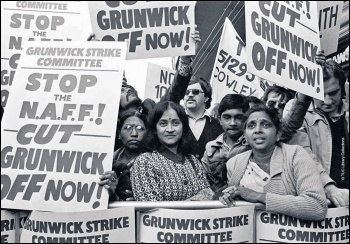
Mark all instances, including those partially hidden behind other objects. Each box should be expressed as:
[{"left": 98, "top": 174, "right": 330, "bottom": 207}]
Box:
[
  {"left": 315, "top": 99, "right": 348, "bottom": 123},
  {"left": 186, "top": 109, "right": 212, "bottom": 140},
  {"left": 240, "top": 159, "right": 271, "bottom": 193}
]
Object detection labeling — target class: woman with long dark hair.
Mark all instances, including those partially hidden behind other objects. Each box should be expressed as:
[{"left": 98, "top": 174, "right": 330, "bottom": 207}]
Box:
[{"left": 131, "top": 101, "right": 214, "bottom": 201}]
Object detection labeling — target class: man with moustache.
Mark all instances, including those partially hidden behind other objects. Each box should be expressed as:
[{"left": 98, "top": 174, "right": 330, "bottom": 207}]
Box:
[{"left": 183, "top": 76, "right": 223, "bottom": 160}]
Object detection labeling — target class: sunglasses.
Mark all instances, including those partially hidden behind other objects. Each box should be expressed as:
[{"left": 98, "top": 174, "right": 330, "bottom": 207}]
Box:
[
  {"left": 185, "top": 89, "right": 204, "bottom": 96},
  {"left": 267, "top": 100, "right": 286, "bottom": 109}
]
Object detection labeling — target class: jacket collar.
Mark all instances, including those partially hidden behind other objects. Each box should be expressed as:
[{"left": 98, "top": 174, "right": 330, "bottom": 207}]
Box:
[{"left": 268, "top": 146, "right": 283, "bottom": 178}]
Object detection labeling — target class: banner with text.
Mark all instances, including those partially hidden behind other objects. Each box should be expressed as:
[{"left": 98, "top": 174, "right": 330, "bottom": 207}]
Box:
[
  {"left": 210, "top": 18, "right": 264, "bottom": 104},
  {"left": 256, "top": 207, "right": 349, "bottom": 243},
  {"left": 1, "top": 41, "right": 127, "bottom": 212},
  {"left": 1, "top": 1, "right": 82, "bottom": 108},
  {"left": 1, "top": 210, "right": 29, "bottom": 243},
  {"left": 145, "top": 63, "right": 175, "bottom": 103},
  {"left": 20, "top": 207, "right": 135, "bottom": 243},
  {"left": 317, "top": 1, "right": 343, "bottom": 56},
  {"left": 88, "top": 1, "right": 196, "bottom": 59},
  {"left": 245, "top": 1, "right": 324, "bottom": 100},
  {"left": 138, "top": 206, "right": 255, "bottom": 243}
]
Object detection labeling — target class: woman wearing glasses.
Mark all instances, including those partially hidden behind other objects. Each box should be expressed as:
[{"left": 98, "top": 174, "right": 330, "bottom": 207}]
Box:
[
  {"left": 99, "top": 110, "right": 148, "bottom": 201},
  {"left": 131, "top": 101, "right": 214, "bottom": 201}
]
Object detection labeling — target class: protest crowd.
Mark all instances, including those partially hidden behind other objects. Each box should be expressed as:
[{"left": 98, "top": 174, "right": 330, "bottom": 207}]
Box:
[{"left": 1, "top": 1, "right": 349, "bottom": 243}]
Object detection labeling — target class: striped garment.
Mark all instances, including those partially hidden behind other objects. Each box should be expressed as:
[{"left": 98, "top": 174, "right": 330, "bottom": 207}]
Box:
[
  {"left": 131, "top": 151, "right": 209, "bottom": 201},
  {"left": 227, "top": 143, "right": 327, "bottom": 221}
]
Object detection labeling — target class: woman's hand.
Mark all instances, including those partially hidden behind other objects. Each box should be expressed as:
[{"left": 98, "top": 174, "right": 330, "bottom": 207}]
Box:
[
  {"left": 219, "top": 185, "right": 238, "bottom": 206},
  {"left": 98, "top": 171, "right": 118, "bottom": 196},
  {"left": 235, "top": 186, "right": 266, "bottom": 204}
]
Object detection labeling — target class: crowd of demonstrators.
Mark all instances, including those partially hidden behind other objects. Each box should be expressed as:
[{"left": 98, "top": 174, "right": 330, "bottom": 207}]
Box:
[
  {"left": 86, "top": 27, "right": 349, "bottom": 220},
  {"left": 130, "top": 101, "right": 214, "bottom": 201},
  {"left": 219, "top": 105, "right": 327, "bottom": 221}
]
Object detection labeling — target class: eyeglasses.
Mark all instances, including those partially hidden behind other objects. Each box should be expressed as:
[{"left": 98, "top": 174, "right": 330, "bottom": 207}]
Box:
[
  {"left": 267, "top": 100, "right": 286, "bottom": 109},
  {"left": 122, "top": 124, "right": 145, "bottom": 132},
  {"left": 185, "top": 89, "right": 204, "bottom": 96}
]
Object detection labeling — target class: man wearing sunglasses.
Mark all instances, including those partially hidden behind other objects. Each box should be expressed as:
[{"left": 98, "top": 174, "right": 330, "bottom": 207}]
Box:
[{"left": 184, "top": 77, "right": 223, "bottom": 160}]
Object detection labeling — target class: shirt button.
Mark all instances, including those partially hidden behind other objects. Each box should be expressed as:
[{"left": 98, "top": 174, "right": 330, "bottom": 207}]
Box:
[
  {"left": 183, "top": 180, "right": 188, "bottom": 185},
  {"left": 195, "top": 154, "right": 199, "bottom": 158}
]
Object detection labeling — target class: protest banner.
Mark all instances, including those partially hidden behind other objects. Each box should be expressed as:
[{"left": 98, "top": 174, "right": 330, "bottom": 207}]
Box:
[
  {"left": 256, "top": 207, "right": 349, "bottom": 243},
  {"left": 145, "top": 63, "right": 175, "bottom": 103},
  {"left": 1, "top": 210, "right": 29, "bottom": 243},
  {"left": 88, "top": 1, "right": 196, "bottom": 59},
  {"left": 317, "top": 2, "right": 343, "bottom": 56},
  {"left": 138, "top": 206, "right": 255, "bottom": 243},
  {"left": 210, "top": 18, "right": 265, "bottom": 104},
  {"left": 245, "top": 2, "right": 324, "bottom": 100},
  {"left": 1, "top": 41, "right": 127, "bottom": 212},
  {"left": 20, "top": 207, "right": 135, "bottom": 243},
  {"left": 1, "top": 1, "right": 83, "bottom": 108}
]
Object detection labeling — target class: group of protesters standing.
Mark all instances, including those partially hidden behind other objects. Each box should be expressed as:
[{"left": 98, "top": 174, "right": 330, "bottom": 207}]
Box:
[{"left": 94, "top": 28, "right": 349, "bottom": 221}]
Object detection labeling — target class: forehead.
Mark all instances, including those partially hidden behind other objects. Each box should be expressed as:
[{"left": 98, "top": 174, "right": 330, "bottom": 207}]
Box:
[
  {"left": 221, "top": 108, "right": 244, "bottom": 117},
  {"left": 247, "top": 111, "right": 272, "bottom": 123},
  {"left": 187, "top": 83, "right": 202, "bottom": 90},
  {"left": 324, "top": 77, "right": 341, "bottom": 93},
  {"left": 159, "top": 108, "right": 180, "bottom": 120},
  {"left": 123, "top": 116, "right": 144, "bottom": 126}
]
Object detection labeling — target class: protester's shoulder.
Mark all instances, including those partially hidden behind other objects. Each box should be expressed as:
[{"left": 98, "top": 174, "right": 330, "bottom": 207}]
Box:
[
  {"left": 280, "top": 143, "right": 311, "bottom": 162},
  {"left": 227, "top": 149, "right": 251, "bottom": 167}
]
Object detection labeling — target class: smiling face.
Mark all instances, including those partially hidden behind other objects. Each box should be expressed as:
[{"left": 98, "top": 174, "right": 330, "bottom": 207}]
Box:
[
  {"left": 245, "top": 111, "right": 280, "bottom": 153},
  {"left": 314, "top": 76, "right": 342, "bottom": 115},
  {"left": 156, "top": 107, "right": 183, "bottom": 152},
  {"left": 219, "top": 109, "right": 245, "bottom": 140},
  {"left": 120, "top": 116, "right": 147, "bottom": 150}
]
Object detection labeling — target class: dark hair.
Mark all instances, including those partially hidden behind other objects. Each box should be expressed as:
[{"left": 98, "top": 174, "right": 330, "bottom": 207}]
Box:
[
  {"left": 244, "top": 104, "right": 282, "bottom": 146},
  {"left": 246, "top": 96, "right": 264, "bottom": 107},
  {"left": 323, "top": 59, "right": 347, "bottom": 98},
  {"left": 119, "top": 83, "right": 142, "bottom": 111},
  {"left": 145, "top": 101, "right": 193, "bottom": 155},
  {"left": 117, "top": 109, "right": 148, "bottom": 131},
  {"left": 189, "top": 76, "right": 212, "bottom": 109},
  {"left": 262, "top": 85, "right": 293, "bottom": 104},
  {"left": 218, "top": 94, "right": 250, "bottom": 117}
]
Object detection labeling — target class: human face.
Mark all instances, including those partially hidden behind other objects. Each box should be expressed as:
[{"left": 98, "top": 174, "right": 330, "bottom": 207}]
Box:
[
  {"left": 265, "top": 91, "right": 288, "bottom": 119},
  {"left": 120, "top": 117, "right": 146, "bottom": 150},
  {"left": 120, "top": 86, "right": 139, "bottom": 109},
  {"left": 314, "top": 77, "right": 342, "bottom": 115},
  {"left": 245, "top": 111, "right": 280, "bottom": 153},
  {"left": 156, "top": 107, "right": 183, "bottom": 152},
  {"left": 184, "top": 83, "right": 208, "bottom": 111},
  {"left": 219, "top": 109, "right": 245, "bottom": 140}
]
